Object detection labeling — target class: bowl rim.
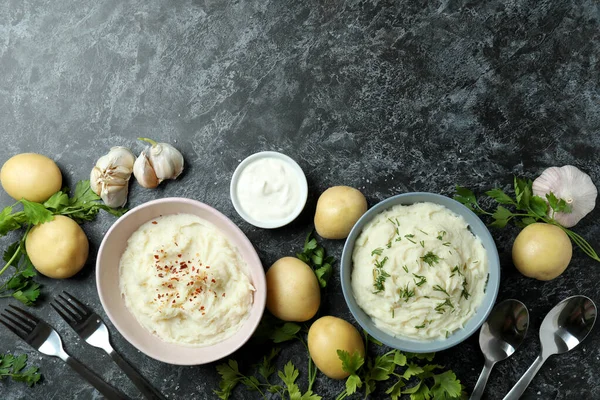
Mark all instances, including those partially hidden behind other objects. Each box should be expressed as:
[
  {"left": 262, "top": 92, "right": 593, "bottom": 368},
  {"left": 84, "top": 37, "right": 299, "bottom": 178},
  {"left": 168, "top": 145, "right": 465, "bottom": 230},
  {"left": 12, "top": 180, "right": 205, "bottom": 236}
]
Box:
[
  {"left": 229, "top": 151, "right": 308, "bottom": 229},
  {"left": 340, "top": 192, "right": 500, "bottom": 353},
  {"left": 95, "top": 197, "right": 267, "bottom": 365}
]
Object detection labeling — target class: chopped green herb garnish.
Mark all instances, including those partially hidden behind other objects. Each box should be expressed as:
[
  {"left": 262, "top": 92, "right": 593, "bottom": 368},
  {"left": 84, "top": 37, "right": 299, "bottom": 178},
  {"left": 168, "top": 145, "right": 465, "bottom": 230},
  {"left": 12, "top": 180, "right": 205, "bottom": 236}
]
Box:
[
  {"left": 395, "top": 236, "right": 402, "bottom": 242},
  {"left": 412, "top": 273, "right": 427, "bottom": 287},
  {"left": 402, "top": 265, "right": 409, "bottom": 273},
  {"left": 435, "top": 298, "right": 454, "bottom": 313},
  {"left": 371, "top": 248, "right": 384, "bottom": 256},
  {"left": 388, "top": 217, "right": 400, "bottom": 226},
  {"left": 391, "top": 308, "right": 395, "bottom": 318},
  {"left": 420, "top": 251, "right": 440, "bottom": 267},
  {"left": 373, "top": 256, "right": 390, "bottom": 293},
  {"left": 373, "top": 269, "right": 391, "bottom": 293},
  {"left": 461, "top": 279, "right": 471, "bottom": 300},
  {"left": 404, "top": 234, "right": 416, "bottom": 244},
  {"left": 398, "top": 284, "right": 415, "bottom": 302},
  {"left": 445, "top": 331, "right": 451, "bottom": 338},
  {"left": 386, "top": 240, "right": 392, "bottom": 249},
  {"left": 436, "top": 231, "right": 447, "bottom": 241},
  {"left": 450, "top": 266, "right": 464, "bottom": 278},
  {"left": 415, "top": 322, "right": 427, "bottom": 329},
  {"left": 432, "top": 285, "right": 449, "bottom": 296},
  {"left": 419, "top": 240, "right": 425, "bottom": 248},
  {"left": 418, "top": 229, "right": 429, "bottom": 235},
  {"left": 442, "top": 242, "right": 451, "bottom": 247},
  {"left": 484, "top": 274, "right": 490, "bottom": 293}
]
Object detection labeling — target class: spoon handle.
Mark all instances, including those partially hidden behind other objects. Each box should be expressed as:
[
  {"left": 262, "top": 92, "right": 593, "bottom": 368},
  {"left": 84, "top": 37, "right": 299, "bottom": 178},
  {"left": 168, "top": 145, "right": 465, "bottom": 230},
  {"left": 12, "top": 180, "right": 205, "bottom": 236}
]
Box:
[
  {"left": 502, "top": 354, "right": 546, "bottom": 400},
  {"left": 469, "top": 358, "right": 495, "bottom": 400}
]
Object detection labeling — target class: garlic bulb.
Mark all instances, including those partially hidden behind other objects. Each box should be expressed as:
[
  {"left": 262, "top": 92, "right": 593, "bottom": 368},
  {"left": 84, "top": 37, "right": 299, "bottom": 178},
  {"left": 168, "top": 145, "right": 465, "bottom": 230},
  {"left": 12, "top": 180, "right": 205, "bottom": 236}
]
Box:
[
  {"left": 90, "top": 146, "right": 135, "bottom": 208},
  {"left": 532, "top": 165, "right": 597, "bottom": 227},
  {"left": 133, "top": 137, "right": 184, "bottom": 189}
]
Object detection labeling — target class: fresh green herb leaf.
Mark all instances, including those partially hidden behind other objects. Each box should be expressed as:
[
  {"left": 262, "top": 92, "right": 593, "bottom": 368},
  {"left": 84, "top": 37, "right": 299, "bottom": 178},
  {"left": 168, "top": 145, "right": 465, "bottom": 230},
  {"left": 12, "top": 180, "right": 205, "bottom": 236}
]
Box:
[
  {"left": 338, "top": 350, "right": 364, "bottom": 375},
  {"left": 0, "top": 353, "right": 41, "bottom": 387},
  {"left": 420, "top": 252, "right": 440, "bottom": 267},
  {"left": 529, "top": 195, "right": 548, "bottom": 218},
  {"left": 430, "top": 370, "right": 463, "bottom": 399},
  {"left": 398, "top": 284, "right": 415, "bottom": 302},
  {"left": 412, "top": 273, "right": 427, "bottom": 287},
  {"left": 297, "top": 232, "right": 335, "bottom": 288},
  {"left": 20, "top": 200, "right": 54, "bottom": 226},
  {"left": 270, "top": 322, "right": 301, "bottom": 343},
  {"left": 454, "top": 186, "right": 480, "bottom": 212},
  {"left": 435, "top": 299, "right": 454, "bottom": 313},
  {"left": 432, "top": 285, "right": 449, "bottom": 296},
  {"left": 485, "top": 188, "right": 516, "bottom": 205},
  {"left": 371, "top": 248, "right": 384, "bottom": 256},
  {"left": 490, "top": 205, "right": 513, "bottom": 228}
]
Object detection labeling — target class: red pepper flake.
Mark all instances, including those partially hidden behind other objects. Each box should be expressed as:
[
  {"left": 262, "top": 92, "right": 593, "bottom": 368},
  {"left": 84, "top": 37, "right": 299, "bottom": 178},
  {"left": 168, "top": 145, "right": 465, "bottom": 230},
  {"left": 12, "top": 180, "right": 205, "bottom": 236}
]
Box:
[
  {"left": 177, "top": 254, "right": 182, "bottom": 258},
  {"left": 200, "top": 306, "right": 205, "bottom": 310},
  {"left": 192, "top": 266, "right": 196, "bottom": 272},
  {"left": 180, "top": 265, "right": 188, "bottom": 269},
  {"left": 205, "top": 266, "right": 210, "bottom": 269},
  {"left": 158, "top": 273, "right": 164, "bottom": 278},
  {"left": 202, "top": 312, "right": 206, "bottom": 315},
  {"left": 222, "top": 293, "right": 226, "bottom": 297},
  {"left": 152, "top": 221, "right": 158, "bottom": 225},
  {"left": 154, "top": 255, "right": 159, "bottom": 260},
  {"left": 171, "top": 277, "right": 179, "bottom": 281},
  {"left": 168, "top": 284, "right": 174, "bottom": 289},
  {"left": 211, "top": 279, "right": 216, "bottom": 283},
  {"left": 172, "top": 300, "right": 176, "bottom": 304}
]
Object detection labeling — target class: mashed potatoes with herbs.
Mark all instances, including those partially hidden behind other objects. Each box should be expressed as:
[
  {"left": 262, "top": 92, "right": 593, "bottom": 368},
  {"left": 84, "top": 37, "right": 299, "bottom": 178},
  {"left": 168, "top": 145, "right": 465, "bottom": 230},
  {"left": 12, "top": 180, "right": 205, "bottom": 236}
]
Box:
[
  {"left": 120, "top": 214, "right": 255, "bottom": 346},
  {"left": 352, "top": 203, "right": 489, "bottom": 340}
]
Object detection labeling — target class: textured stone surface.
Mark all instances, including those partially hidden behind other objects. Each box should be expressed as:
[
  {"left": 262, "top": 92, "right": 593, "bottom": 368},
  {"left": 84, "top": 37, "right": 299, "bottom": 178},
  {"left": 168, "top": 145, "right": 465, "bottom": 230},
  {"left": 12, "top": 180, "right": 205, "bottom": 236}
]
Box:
[{"left": 1, "top": 0, "right": 599, "bottom": 399}]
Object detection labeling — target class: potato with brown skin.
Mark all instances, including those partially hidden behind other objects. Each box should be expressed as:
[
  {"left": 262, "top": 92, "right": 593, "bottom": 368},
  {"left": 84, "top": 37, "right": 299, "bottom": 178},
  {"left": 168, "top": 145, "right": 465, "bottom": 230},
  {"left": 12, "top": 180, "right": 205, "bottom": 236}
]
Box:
[
  {"left": 26, "top": 216, "right": 89, "bottom": 279},
  {"left": 266, "top": 257, "right": 320, "bottom": 322},
  {"left": 1, "top": 153, "right": 62, "bottom": 202},
  {"left": 314, "top": 186, "right": 367, "bottom": 239},
  {"left": 308, "top": 316, "right": 365, "bottom": 379}
]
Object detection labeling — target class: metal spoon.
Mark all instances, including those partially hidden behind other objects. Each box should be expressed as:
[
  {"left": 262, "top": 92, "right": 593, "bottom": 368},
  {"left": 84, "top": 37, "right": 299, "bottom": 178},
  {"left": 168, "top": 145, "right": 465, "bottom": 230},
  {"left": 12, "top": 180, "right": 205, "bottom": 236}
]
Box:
[
  {"left": 503, "top": 295, "right": 597, "bottom": 400},
  {"left": 470, "top": 299, "right": 529, "bottom": 400}
]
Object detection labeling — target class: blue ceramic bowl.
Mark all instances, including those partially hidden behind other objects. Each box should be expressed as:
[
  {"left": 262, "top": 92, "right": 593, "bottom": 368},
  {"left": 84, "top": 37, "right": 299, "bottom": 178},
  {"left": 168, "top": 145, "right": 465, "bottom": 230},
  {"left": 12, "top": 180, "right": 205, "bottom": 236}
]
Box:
[{"left": 340, "top": 192, "right": 500, "bottom": 353}]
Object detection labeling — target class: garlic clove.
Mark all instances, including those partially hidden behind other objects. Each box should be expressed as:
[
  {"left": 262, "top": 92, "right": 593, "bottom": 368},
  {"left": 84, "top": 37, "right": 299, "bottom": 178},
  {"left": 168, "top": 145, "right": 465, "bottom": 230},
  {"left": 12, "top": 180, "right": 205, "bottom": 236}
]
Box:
[
  {"left": 532, "top": 165, "right": 597, "bottom": 227},
  {"left": 148, "top": 143, "right": 184, "bottom": 181},
  {"left": 133, "top": 138, "right": 184, "bottom": 188},
  {"left": 91, "top": 146, "right": 135, "bottom": 208},
  {"left": 133, "top": 150, "right": 160, "bottom": 188},
  {"left": 101, "top": 182, "right": 129, "bottom": 208},
  {"left": 90, "top": 166, "right": 103, "bottom": 196}
]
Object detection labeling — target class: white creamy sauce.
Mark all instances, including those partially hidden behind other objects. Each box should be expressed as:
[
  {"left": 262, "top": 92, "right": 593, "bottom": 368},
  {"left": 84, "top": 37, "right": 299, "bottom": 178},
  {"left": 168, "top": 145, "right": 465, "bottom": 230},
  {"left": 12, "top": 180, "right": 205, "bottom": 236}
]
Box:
[
  {"left": 352, "top": 203, "right": 489, "bottom": 341},
  {"left": 236, "top": 157, "right": 301, "bottom": 222},
  {"left": 119, "top": 214, "right": 255, "bottom": 346}
]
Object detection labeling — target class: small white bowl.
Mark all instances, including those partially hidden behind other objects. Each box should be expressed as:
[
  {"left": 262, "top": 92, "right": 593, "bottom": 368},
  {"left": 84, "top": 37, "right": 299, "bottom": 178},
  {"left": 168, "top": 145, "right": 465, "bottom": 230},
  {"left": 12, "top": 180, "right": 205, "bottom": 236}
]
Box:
[{"left": 230, "top": 151, "right": 308, "bottom": 229}]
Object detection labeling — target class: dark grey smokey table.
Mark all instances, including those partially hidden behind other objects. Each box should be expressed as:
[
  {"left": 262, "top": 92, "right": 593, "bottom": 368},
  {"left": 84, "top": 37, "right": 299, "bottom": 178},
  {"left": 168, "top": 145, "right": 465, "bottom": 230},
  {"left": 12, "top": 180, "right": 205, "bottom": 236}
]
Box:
[{"left": 1, "top": 1, "right": 599, "bottom": 399}]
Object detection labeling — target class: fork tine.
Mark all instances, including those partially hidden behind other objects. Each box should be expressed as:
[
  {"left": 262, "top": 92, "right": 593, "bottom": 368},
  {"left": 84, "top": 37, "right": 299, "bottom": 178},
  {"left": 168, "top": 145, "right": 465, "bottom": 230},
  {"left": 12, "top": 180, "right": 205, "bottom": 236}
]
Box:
[
  {"left": 51, "top": 301, "right": 79, "bottom": 322},
  {"left": 56, "top": 294, "right": 85, "bottom": 319},
  {"left": 0, "top": 317, "right": 27, "bottom": 340},
  {"left": 4, "top": 309, "right": 36, "bottom": 330},
  {"left": 0, "top": 312, "right": 32, "bottom": 334},
  {"left": 8, "top": 304, "right": 40, "bottom": 323},
  {"left": 62, "top": 291, "right": 90, "bottom": 313}
]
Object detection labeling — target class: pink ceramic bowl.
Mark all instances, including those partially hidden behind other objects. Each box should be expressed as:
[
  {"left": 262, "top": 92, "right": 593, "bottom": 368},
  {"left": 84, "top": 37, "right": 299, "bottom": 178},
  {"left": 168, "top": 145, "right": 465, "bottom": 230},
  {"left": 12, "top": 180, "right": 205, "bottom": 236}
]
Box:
[{"left": 96, "top": 198, "right": 266, "bottom": 365}]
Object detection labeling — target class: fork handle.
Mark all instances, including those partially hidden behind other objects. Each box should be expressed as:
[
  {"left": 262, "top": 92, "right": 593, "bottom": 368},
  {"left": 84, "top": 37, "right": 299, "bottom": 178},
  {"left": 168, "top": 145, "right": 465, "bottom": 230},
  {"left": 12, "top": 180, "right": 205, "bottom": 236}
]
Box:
[
  {"left": 108, "top": 347, "right": 167, "bottom": 400},
  {"left": 63, "top": 354, "right": 131, "bottom": 400}
]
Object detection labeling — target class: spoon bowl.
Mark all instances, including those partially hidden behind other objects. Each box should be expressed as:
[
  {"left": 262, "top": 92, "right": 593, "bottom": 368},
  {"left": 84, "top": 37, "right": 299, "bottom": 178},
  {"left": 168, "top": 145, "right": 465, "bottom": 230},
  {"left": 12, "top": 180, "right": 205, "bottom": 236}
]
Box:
[
  {"left": 470, "top": 299, "right": 529, "bottom": 400},
  {"left": 503, "top": 295, "right": 597, "bottom": 400}
]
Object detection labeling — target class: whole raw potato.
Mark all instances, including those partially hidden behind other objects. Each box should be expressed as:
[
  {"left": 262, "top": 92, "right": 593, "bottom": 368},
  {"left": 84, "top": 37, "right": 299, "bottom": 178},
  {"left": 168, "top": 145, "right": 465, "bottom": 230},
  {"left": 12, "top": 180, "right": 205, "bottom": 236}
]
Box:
[
  {"left": 266, "top": 257, "right": 320, "bottom": 322},
  {"left": 314, "top": 186, "right": 367, "bottom": 239},
  {"left": 308, "top": 316, "right": 365, "bottom": 379},
  {"left": 1, "top": 153, "right": 62, "bottom": 202},
  {"left": 26, "top": 216, "right": 89, "bottom": 279},
  {"left": 512, "top": 223, "right": 572, "bottom": 281}
]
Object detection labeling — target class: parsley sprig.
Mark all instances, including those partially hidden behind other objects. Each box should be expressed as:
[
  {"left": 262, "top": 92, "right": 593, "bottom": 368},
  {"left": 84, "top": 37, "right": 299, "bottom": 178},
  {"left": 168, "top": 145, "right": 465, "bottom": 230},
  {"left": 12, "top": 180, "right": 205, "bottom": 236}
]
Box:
[
  {"left": 0, "top": 353, "right": 41, "bottom": 387},
  {"left": 335, "top": 333, "right": 465, "bottom": 400},
  {"left": 0, "top": 180, "right": 126, "bottom": 305},
  {"left": 297, "top": 232, "right": 334, "bottom": 288},
  {"left": 455, "top": 178, "right": 599, "bottom": 262}
]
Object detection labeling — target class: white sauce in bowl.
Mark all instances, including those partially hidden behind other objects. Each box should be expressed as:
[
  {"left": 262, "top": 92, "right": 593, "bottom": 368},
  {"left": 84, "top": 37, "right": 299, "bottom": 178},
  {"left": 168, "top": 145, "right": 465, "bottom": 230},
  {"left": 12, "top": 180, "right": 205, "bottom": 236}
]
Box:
[{"left": 235, "top": 157, "right": 302, "bottom": 222}]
